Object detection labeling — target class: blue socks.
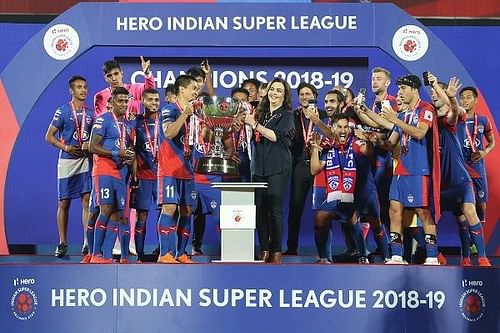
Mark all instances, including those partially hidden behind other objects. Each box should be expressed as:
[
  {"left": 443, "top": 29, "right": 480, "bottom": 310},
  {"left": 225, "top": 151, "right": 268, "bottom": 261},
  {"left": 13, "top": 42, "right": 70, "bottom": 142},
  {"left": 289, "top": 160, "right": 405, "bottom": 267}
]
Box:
[
  {"left": 176, "top": 215, "right": 191, "bottom": 257},
  {"left": 457, "top": 220, "right": 471, "bottom": 258},
  {"left": 157, "top": 214, "right": 176, "bottom": 256},
  {"left": 469, "top": 222, "right": 486, "bottom": 257}
]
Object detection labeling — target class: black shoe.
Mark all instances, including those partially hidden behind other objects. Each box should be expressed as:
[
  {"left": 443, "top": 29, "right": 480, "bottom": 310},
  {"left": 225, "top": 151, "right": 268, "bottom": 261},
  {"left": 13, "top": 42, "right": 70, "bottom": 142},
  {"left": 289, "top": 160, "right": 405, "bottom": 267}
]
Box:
[
  {"left": 152, "top": 246, "right": 160, "bottom": 256},
  {"left": 358, "top": 256, "right": 370, "bottom": 264},
  {"left": 81, "top": 244, "right": 89, "bottom": 255},
  {"left": 55, "top": 243, "right": 68, "bottom": 258},
  {"left": 283, "top": 249, "right": 298, "bottom": 256}
]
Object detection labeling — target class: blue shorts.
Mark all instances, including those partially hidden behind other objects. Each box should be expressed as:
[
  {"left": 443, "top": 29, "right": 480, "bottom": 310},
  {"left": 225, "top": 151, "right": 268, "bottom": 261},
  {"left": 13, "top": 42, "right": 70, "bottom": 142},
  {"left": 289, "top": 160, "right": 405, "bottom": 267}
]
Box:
[
  {"left": 58, "top": 172, "right": 91, "bottom": 200},
  {"left": 472, "top": 177, "right": 488, "bottom": 203},
  {"left": 355, "top": 190, "right": 380, "bottom": 220},
  {"left": 389, "top": 175, "right": 430, "bottom": 208},
  {"left": 193, "top": 182, "right": 220, "bottom": 216},
  {"left": 130, "top": 179, "right": 158, "bottom": 211},
  {"left": 157, "top": 176, "right": 195, "bottom": 206},
  {"left": 312, "top": 187, "right": 354, "bottom": 222},
  {"left": 92, "top": 175, "right": 127, "bottom": 211},
  {"left": 441, "top": 181, "right": 475, "bottom": 212}
]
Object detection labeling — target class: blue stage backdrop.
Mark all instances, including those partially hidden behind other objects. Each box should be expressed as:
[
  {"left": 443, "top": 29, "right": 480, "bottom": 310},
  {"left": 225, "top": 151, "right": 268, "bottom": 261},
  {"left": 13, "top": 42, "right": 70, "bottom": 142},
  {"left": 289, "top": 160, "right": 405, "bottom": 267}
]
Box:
[
  {"left": 0, "top": 3, "right": 498, "bottom": 255},
  {"left": 1, "top": 265, "right": 498, "bottom": 333}
]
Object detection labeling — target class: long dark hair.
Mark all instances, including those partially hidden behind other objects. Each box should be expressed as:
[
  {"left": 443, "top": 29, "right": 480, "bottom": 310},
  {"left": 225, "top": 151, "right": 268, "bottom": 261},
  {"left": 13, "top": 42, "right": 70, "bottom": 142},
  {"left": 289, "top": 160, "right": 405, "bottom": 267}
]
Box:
[{"left": 255, "top": 77, "right": 292, "bottom": 122}]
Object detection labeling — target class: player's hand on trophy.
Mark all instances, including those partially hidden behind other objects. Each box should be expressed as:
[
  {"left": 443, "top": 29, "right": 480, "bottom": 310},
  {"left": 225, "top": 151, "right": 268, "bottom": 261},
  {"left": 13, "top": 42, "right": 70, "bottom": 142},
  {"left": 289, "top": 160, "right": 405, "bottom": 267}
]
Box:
[
  {"left": 184, "top": 103, "right": 194, "bottom": 116},
  {"left": 141, "top": 56, "right": 151, "bottom": 75},
  {"left": 244, "top": 113, "right": 256, "bottom": 127}
]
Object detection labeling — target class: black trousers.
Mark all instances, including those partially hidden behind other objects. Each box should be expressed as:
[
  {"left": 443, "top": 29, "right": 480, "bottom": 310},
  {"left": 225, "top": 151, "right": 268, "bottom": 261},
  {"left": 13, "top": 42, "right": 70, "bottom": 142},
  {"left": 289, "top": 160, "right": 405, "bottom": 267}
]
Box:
[
  {"left": 253, "top": 169, "right": 291, "bottom": 252},
  {"left": 286, "top": 160, "right": 314, "bottom": 252}
]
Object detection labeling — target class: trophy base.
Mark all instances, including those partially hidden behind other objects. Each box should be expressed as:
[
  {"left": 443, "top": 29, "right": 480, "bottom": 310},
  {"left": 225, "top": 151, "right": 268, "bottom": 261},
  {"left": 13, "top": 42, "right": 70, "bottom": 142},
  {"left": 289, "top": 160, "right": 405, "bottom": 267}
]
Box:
[{"left": 196, "top": 157, "right": 239, "bottom": 175}]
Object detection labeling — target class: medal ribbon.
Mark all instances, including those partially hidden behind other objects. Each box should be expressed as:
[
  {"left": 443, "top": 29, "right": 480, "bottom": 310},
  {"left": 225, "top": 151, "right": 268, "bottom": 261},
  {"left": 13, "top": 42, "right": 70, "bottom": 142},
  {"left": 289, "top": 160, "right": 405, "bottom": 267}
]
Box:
[
  {"left": 70, "top": 101, "right": 86, "bottom": 147},
  {"left": 464, "top": 113, "right": 478, "bottom": 153}
]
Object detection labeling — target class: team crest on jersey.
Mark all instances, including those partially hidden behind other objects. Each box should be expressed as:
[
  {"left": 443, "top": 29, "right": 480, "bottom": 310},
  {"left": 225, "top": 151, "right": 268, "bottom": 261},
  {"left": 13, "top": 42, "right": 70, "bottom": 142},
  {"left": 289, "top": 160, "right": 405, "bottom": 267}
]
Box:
[
  {"left": 412, "top": 114, "right": 419, "bottom": 124},
  {"left": 115, "top": 139, "right": 121, "bottom": 149},
  {"left": 407, "top": 194, "right": 414, "bottom": 203},
  {"left": 328, "top": 175, "right": 340, "bottom": 191},
  {"left": 73, "top": 130, "right": 89, "bottom": 141},
  {"left": 343, "top": 176, "right": 354, "bottom": 191},
  {"left": 478, "top": 191, "right": 485, "bottom": 199},
  {"left": 478, "top": 124, "right": 484, "bottom": 133},
  {"left": 210, "top": 200, "right": 218, "bottom": 209},
  {"left": 191, "top": 191, "right": 197, "bottom": 200}
]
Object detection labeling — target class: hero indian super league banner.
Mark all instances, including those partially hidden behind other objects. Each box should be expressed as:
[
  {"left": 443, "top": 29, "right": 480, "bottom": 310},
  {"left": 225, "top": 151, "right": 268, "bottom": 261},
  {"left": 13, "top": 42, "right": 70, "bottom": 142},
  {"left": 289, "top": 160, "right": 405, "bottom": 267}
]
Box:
[
  {"left": 0, "top": 3, "right": 498, "bottom": 255},
  {"left": 1, "top": 265, "right": 498, "bottom": 333}
]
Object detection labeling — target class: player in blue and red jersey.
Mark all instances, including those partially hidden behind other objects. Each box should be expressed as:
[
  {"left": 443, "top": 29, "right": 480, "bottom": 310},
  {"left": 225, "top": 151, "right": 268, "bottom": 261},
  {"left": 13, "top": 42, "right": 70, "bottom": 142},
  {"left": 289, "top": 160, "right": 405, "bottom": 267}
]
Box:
[
  {"left": 45, "top": 75, "right": 94, "bottom": 258},
  {"left": 378, "top": 74, "right": 441, "bottom": 265},
  {"left": 310, "top": 114, "right": 372, "bottom": 264},
  {"left": 156, "top": 75, "right": 198, "bottom": 264},
  {"left": 88, "top": 87, "right": 135, "bottom": 264},
  {"left": 457, "top": 86, "right": 496, "bottom": 231},
  {"left": 130, "top": 88, "right": 161, "bottom": 262},
  {"left": 429, "top": 81, "right": 492, "bottom": 267}
]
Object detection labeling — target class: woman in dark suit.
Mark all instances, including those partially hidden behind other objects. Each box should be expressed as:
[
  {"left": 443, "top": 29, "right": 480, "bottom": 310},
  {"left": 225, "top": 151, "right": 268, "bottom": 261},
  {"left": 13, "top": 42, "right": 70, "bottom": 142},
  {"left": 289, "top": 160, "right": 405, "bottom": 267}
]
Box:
[{"left": 244, "top": 77, "right": 294, "bottom": 264}]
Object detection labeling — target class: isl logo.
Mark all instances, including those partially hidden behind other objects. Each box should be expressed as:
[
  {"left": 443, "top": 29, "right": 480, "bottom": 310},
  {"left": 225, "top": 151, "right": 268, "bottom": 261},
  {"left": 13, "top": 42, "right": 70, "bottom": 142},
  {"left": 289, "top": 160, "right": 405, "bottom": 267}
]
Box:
[
  {"left": 392, "top": 25, "right": 429, "bottom": 62},
  {"left": 11, "top": 287, "right": 38, "bottom": 320},
  {"left": 43, "top": 24, "right": 80, "bottom": 60},
  {"left": 459, "top": 288, "right": 486, "bottom": 322}
]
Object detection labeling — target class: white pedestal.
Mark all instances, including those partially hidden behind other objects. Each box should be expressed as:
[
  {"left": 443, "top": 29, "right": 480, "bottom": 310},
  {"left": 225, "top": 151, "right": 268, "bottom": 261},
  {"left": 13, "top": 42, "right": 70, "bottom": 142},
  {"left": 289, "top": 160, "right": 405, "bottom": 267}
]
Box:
[{"left": 212, "top": 182, "right": 267, "bottom": 262}]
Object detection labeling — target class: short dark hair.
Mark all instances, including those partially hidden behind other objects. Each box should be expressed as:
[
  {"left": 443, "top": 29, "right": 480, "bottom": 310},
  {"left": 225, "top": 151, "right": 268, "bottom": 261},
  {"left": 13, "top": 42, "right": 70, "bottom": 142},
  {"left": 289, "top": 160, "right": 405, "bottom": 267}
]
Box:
[
  {"left": 325, "top": 89, "right": 345, "bottom": 103},
  {"left": 165, "top": 84, "right": 175, "bottom": 95},
  {"left": 186, "top": 67, "right": 205, "bottom": 81},
  {"left": 297, "top": 82, "right": 318, "bottom": 98},
  {"left": 68, "top": 75, "right": 86, "bottom": 88},
  {"left": 459, "top": 86, "right": 478, "bottom": 98},
  {"left": 241, "top": 78, "right": 261, "bottom": 90},
  {"left": 103, "top": 60, "right": 121, "bottom": 74},
  {"left": 112, "top": 87, "right": 129, "bottom": 97},
  {"left": 231, "top": 87, "right": 250, "bottom": 99},
  {"left": 331, "top": 112, "right": 351, "bottom": 124},
  {"left": 142, "top": 88, "right": 159, "bottom": 98},
  {"left": 174, "top": 75, "right": 197, "bottom": 95}
]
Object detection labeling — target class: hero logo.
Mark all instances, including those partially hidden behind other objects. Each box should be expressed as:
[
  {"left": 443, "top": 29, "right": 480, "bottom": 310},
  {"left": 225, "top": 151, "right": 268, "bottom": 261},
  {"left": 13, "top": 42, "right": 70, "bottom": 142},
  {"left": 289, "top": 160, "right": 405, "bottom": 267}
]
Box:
[
  {"left": 392, "top": 25, "right": 429, "bottom": 62},
  {"left": 11, "top": 279, "right": 38, "bottom": 320},
  {"left": 43, "top": 24, "right": 80, "bottom": 60}
]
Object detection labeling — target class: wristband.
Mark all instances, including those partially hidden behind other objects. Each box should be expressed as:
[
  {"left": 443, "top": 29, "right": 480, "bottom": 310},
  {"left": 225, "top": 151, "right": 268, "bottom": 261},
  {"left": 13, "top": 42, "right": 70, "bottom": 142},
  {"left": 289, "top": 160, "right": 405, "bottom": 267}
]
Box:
[{"left": 112, "top": 150, "right": 119, "bottom": 158}]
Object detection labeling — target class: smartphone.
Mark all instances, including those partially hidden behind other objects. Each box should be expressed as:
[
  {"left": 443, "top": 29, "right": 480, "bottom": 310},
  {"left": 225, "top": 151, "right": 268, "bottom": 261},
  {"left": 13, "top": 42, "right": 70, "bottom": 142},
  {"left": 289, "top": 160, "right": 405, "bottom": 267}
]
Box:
[
  {"left": 356, "top": 88, "right": 366, "bottom": 105},
  {"left": 381, "top": 100, "right": 391, "bottom": 109},
  {"left": 422, "top": 71, "right": 430, "bottom": 86},
  {"left": 375, "top": 101, "right": 382, "bottom": 110},
  {"left": 308, "top": 99, "right": 317, "bottom": 107}
]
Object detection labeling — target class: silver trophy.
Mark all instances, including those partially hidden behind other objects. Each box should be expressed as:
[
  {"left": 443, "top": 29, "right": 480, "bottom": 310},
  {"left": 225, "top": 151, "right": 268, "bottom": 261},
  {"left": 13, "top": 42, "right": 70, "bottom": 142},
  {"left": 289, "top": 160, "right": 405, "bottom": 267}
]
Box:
[{"left": 195, "top": 96, "right": 242, "bottom": 175}]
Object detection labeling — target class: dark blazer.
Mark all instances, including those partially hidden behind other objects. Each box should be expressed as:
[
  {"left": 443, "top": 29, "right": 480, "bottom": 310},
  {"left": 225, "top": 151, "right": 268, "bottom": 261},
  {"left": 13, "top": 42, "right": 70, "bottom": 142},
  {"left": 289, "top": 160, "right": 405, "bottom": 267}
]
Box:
[{"left": 253, "top": 106, "right": 294, "bottom": 177}]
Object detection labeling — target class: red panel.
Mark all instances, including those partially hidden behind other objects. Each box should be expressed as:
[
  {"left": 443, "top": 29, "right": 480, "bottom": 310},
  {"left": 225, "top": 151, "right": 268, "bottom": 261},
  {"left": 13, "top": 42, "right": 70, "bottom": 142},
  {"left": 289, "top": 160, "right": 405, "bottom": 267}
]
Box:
[
  {"left": 313, "top": 0, "right": 500, "bottom": 17},
  {"left": 0, "top": 80, "right": 20, "bottom": 255}
]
